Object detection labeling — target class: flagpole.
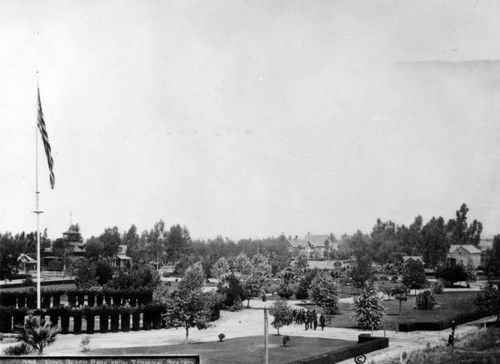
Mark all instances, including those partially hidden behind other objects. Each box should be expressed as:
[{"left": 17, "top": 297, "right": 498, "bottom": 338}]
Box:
[{"left": 35, "top": 86, "right": 42, "bottom": 310}]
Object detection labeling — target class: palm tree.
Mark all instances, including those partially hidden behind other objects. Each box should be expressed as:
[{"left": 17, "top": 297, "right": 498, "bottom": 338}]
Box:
[{"left": 14, "top": 315, "right": 60, "bottom": 355}]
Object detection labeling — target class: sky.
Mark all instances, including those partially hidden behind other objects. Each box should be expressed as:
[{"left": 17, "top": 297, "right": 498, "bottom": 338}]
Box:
[{"left": 1, "top": 0, "right": 500, "bottom": 241}]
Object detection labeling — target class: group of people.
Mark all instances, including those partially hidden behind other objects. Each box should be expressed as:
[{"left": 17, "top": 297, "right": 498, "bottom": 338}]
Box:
[{"left": 292, "top": 309, "right": 326, "bottom": 331}]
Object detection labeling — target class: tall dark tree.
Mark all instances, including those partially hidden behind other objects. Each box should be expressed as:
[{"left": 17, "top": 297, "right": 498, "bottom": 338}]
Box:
[
  {"left": 396, "top": 216, "right": 424, "bottom": 257},
  {"left": 84, "top": 238, "right": 104, "bottom": 261},
  {"left": 421, "top": 217, "right": 449, "bottom": 268},
  {"left": 0, "top": 232, "right": 22, "bottom": 280},
  {"left": 349, "top": 254, "right": 374, "bottom": 289},
  {"left": 99, "top": 226, "right": 122, "bottom": 258},
  {"left": 166, "top": 224, "right": 190, "bottom": 264},
  {"left": 402, "top": 259, "right": 427, "bottom": 294},
  {"left": 370, "top": 219, "right": 397, "bottom": 264},
  {"left": 483, "top": 235, "right": 500, "bottom": 275},
  {"left": 446, "top": 203, "right": 482, "bottom": 247}
]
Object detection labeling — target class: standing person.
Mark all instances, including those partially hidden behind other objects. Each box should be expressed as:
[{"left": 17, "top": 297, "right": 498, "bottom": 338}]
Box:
[
  {"left": 313, "top": 313, "right": 318, "bottom": 330},
  {"left": 305, "top": 309, "right": 310, "bottom": 330},
  {"left": 319, "top": 314, "right": 325, "bottom": 330}
]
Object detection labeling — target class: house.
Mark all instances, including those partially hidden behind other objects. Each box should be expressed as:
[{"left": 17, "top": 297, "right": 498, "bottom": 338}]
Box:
[
  {"left": 304, "top": 234, "right": 338, "bottom": 258},
  {"left": 286, "top": 237, "right": 312, "bottom": 255},
  {"left": 447, "top": 245, "right": 482, "bottom": 268},
  {"left": 41, "top": 227, "right": 85, "bottom": 268},
  {"left": 111, "top": 245, "right": 132, "bottom": 270},
  {"left": 18, "top": 254, "right": 37, "bottom": 274},
  {"left": 286, "top": 234, "right": 337, "bottom": 258}
]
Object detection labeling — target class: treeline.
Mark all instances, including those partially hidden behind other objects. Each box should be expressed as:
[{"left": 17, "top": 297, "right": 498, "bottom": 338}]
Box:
[
  {"left": 2, "top": 203, "right": 500, "bottom": 281},
  {"left": 335, "top": 203, "right": 487, "bottom": 269}
]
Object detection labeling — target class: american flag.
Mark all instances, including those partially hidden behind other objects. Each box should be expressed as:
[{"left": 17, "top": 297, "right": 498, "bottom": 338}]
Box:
[{"left": 37, "top": 87, "right": 55, "bottom": 189}]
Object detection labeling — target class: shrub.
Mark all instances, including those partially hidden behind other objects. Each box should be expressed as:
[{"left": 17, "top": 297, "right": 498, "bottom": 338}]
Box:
[
  {"left": 13, "top": 315, "right": 59, "bottom": 355},
  {"left": 415, "top": 290, "right": 437, "bottom": 310},
  {"left": 431, "top": 281, "right": 444, "bottom": 294},
  {"left": 3, "top": 342, "right": 32, "bottom": 356},
  {"left": 282, "top": 335, "right": 291, "bottom": 347},
  {"left": 80, "top": 336, "right": 90, "bottom": 352},
  {"left": 277, "top": 284, "right": 294, "bottom": 299},
  {"left": 218, "top": 333, "right": 225, "bottom": 342},
  {"left": 23, "top": 275, "right": 35, "bottom": 287}
]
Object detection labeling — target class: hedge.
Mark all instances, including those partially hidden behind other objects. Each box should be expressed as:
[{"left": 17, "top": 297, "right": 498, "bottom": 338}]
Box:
[
  {"left": 398, "top": 310, "right": 491, "bottom": 332},
  {"left": 0, "top": 299, "right": 221, "bottom": 335},
  {"left": 0, "top": 288, "right": 153, "bottom": 309}
]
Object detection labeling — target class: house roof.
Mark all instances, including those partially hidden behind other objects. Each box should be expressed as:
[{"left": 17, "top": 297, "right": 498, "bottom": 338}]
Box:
[
  {"left": 402, "top": 255, "right": 423, "bottom": 262},
  {"left": 287, "top": 239, "right": 309, "bottom": 249},
  {"left": 449, "top": 245, "right": 481, "bottom": 254},
  {"left": 305, "top": 234, "right": 332, "bottom": 247},
  {"left": 18, "top": 253, "right": 37, "bottom": 264}
]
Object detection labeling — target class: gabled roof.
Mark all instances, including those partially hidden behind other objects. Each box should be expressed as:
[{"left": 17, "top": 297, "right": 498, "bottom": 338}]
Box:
[
  {"left": 287, "top": 239, "right": 309, "bottom": 249},
  {"left": 18, "top": 253, "right": 37, "bottom": 264},
  {"left": 305, "top": 234, "right": 332, "bottom": 246},
  {"left": 449, "top": 245, "right": 481, "bottom": 254},
  {"left": 402, "top": 255, "right": 423, "bottom": 262}
]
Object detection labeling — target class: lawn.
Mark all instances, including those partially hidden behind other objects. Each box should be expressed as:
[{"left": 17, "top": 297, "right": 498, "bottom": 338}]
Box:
[
  {"left": 90, "top": 335, "right": 358, "bottom": 364},
  {"left": 302, "top": 291, "right": 481, "bottom": 331}
]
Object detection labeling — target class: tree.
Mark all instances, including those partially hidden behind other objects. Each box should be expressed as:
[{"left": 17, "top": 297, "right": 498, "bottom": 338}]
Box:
[
  {"left": 464, "top": 258, "right": 477, "bottom": 287},
  {"left": 295, "top": 268, "right": 320, "bottom": 300},
  {"left": 309, "top": 271, "right": 341, "bottom": 314},
  {"left": 178, "top": 262, "right": 205, "bottom": 292},
  {"left": 13, "top": 315, "right": 59, "bottom": 355},
  {"left": 174, "top": 254, "right": 199, "bottom": 276},
  {"left": 269, "top": 299, "right": 293, "bottom": 335},
  {"left": 421, "top": 217, "right": 449, "bottom": 268},
  {"left": 446, "top": 203, "right": 483, "bottom": 247},
  {"left": 370, "top": 219, "right": 398, "bottom": 264},
  {"left": 166, "top": 224, "right": 190, "bottom": 264},
  {"left": 391, "top": 285, "right": 408, "bottom": 315},
  {"left": 84, "top": 238, "right": 104, "bottom": 261},
  {"left": 95, "top": 259, "right": 114, "bottom": 286},
  {"left": 484, "top": 235, "right": 500, "bottom": 275},
  {"left": 402, "top": 259, "right": 427, "bottom": 294},
  {"left": 435, "top": 261, "right": 468, "bottom": 287},
  {"left": 99, "top": 226, "right": 122, "bottom": 258},
  {"left": 349, "top": 255, "right": 374, "bottom": 289},
  {"left": 210, "top": 257, "right": 231, "bottom": 282},
  {"left": 0, "top": 232, "right": 22, "bottom": 281},
  {"left": 123, "top": 224, "right": 142, "bottom": 262},
  {"left": 163, "top": 288, "right": 210, "bottom": 344},
  {"left": 474, "top": 280, "right": 500, "bottom": 323},
  {"left": 293, "top": 250, "right": 309, "bottom": 276},
  {"left": 74, "top": 258, "right": 97, "bottom": 289},
  {"left": 351, "top": 282, "right": 387, "bottom": 334},
  {"left": 107, "top": 263, "right": 160, "bottom": 289},
  {"left": 241, "top": 254, "right": 271, "bottom": 306}
]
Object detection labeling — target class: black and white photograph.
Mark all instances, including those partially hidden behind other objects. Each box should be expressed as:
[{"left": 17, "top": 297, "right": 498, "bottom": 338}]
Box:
[{"left": 1, "top": 1, "right": 500, "bottom": 363}]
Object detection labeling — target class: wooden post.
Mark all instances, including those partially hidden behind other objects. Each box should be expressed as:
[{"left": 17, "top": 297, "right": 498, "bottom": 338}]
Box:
[{"left": 264, "top": 308, "right": 268, "bottom": 364}]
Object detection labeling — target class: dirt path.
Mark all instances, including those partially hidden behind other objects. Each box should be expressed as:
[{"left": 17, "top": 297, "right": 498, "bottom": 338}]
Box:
[{"left": 0, "top": 299, "right": 491, "bottom": 363}]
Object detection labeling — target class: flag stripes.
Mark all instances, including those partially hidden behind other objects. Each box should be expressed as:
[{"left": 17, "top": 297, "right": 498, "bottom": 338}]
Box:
[{"left": 37, "top": 87, "right": 55, "bottom": 189}]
